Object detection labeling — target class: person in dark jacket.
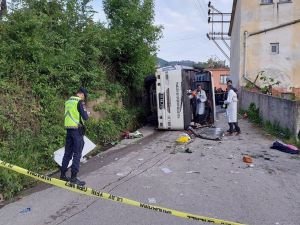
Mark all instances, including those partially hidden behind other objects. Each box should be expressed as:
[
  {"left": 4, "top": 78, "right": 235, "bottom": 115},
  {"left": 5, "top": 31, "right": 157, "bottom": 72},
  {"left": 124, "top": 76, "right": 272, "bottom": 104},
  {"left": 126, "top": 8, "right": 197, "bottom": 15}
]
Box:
[{"left": 60, "top": 87, "right": 89, "bottom": 186}]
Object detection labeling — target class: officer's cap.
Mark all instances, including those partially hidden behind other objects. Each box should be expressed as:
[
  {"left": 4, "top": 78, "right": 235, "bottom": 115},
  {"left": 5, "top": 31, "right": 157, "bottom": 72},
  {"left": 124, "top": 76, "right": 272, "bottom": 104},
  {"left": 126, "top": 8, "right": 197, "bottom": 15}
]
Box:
[{"left": 78, "top": 87, "right": 88, "bottom": 99}]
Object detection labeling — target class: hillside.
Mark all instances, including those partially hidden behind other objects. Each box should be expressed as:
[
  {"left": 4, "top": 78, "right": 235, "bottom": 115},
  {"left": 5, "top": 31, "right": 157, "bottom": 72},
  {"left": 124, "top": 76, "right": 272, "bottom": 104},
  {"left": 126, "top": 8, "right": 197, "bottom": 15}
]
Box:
[{"left": 0, "top": 0, "right": 161, "bottom": 199}]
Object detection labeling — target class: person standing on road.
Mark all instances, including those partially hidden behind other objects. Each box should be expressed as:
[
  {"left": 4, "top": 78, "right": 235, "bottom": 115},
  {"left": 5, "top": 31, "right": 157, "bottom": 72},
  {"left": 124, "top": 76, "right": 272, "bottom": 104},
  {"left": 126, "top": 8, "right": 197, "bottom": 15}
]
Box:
[
  {"left": 227, "top": 80, "right": 238, "bottom": 97},
  {"left": 195, "top": 84, "right": 207, "bottom": 125},
  {"left": 224, "top": 83, "right": 241, "bottom": 135},
  {"left": 60, "top": 87, "right": 89, "bottom": 186}
]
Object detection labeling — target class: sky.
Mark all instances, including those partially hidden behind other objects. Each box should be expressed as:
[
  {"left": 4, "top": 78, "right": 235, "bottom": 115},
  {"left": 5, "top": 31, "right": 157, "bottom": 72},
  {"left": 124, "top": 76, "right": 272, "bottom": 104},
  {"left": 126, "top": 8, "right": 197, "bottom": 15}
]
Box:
[{"left": 91, "top": 0, "right": 234, "bottom": 63}]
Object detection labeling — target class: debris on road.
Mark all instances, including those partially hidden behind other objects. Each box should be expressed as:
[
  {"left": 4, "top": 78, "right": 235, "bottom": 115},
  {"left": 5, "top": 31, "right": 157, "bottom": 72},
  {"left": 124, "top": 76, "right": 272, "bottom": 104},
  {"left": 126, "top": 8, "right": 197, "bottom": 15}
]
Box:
[
  {"left": 19, "top": 207, "right": 31, "bottom": 214},
  {"left": 138, "top": 158, "right": 144, "bottom": 161},
  {"left": 161, "top": 168, "right": 172, "bottom": 174},
  {"left": 227, "top": 155, "right": 234, "bottom": 159},
  {"left": 81, "top": 157, "right": 88, "bottom": 164},
  {"left": 53, "top": 136, "right": 96, "bottom": 167},
  {"left": 116, "top": 172, "right": 126, "bottom": 177},
  {"left": 176, "top": 134, "right": 191, "bottom": 144},
  {"left": 123, "top": 130, "right": 143, "bottom": 139},
  {"left": 243, "top": 155, "right": 253, "bottom": 164},
  {"left": 186, "top": 171, "right": 200, "bottom": 174},
  {"left": 188, "top": 126, "right": 224, "bottom": 141},
  {"left": 148, "top": 198, "right": 157, "bottom": 204},
  {"left": 184, "top": 148, "right": 192, "bottom": 153},
  {"left": 271, "top": 141, "right": 299, "bottom": 154}
]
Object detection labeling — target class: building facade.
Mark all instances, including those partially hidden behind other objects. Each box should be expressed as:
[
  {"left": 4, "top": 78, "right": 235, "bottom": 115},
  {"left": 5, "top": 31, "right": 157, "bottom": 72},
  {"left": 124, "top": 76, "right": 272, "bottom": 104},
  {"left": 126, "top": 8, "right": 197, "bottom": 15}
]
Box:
[
  {"left": 229, "top": 0, "right": 300, "bottom": 96},
  {"left": 209, "top": 68, "right": 230, "bottom": 90}
]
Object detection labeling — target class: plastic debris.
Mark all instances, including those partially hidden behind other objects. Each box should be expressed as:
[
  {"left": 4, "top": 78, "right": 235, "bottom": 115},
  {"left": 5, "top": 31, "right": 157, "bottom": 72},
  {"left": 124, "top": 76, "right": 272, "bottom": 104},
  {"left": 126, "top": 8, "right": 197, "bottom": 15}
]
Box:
[
  {"left": 123, "top": 130, "right": 143, "bottom": 139},
  {"left": 116, "top": 173, "right": 126, "bottom": 177},
  {"left": 20, "top": 207, "right": 31, "bottom": 214},
  {"left": 54, "top": 136, "right": 96, "bottom": 167},
  {"left": 148, "top": 198, "right": 157, "bottom": 204},
  {"left": 186, "top": 171, "right": 200, "bottom": 174},
  {"left": 138, "top": 158, "right": 144, "bottom": 161},
  {"left": 176, "top": 134, "right": 191, "bottom": 144},
  {"left": 81, "top": 158, "right": 88, "bottom": 164},
  {"left": 161, "top": 168, "right": 172, "bottom": 174}
]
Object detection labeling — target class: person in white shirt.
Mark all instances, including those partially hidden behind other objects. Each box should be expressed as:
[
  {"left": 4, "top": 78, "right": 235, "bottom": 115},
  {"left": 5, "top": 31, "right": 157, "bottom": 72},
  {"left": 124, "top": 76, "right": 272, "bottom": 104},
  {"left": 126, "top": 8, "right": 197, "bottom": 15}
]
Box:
[
  {"left": 195, "top": 84, "right": 207, "bottom": 125},
  {"left": 224, "top": 83, "right": 241, "bottom": 135}
]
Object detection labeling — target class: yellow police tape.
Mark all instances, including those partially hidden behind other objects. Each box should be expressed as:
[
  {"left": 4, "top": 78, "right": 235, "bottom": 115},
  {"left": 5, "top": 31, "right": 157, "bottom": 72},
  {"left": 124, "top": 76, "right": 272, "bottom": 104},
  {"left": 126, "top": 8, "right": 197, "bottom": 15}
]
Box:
[{"left": 0, "top": 160, "right": 246, "bottom": 225}]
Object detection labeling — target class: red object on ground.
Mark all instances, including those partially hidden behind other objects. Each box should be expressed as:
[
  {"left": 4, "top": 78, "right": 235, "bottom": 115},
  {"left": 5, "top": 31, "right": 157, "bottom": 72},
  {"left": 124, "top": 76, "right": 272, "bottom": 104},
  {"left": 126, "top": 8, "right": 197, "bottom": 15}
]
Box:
[{"left": 243, "top": 155, "right": 253, "bottom": 164}]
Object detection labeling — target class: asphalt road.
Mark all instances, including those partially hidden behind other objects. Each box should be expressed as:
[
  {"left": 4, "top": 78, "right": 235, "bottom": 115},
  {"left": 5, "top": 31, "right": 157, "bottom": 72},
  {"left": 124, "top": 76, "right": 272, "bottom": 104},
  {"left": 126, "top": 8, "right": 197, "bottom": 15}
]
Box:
[{"left": 1, "top": 113, "right": 300, "bottom": 225}]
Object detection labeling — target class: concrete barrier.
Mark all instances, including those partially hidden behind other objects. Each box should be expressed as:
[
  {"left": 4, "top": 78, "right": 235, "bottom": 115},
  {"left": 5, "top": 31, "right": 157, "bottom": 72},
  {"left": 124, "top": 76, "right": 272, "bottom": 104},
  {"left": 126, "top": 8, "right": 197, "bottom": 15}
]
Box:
[{"left": 240, "top": 88, "right": 300, "bottom": 138}]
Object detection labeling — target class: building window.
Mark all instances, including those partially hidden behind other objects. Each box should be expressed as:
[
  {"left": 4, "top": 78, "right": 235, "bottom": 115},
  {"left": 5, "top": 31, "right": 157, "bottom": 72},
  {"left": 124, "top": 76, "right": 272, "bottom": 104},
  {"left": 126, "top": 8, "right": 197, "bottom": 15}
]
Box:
[
  {"left": 261, "top": 0, "right": 273, "bottom": 4},
  {"left": 270, "top": 43, "right": 279, "bottom": 54},
  {"left": 220, "top": 75, "right": 228, "bottom": 84}
]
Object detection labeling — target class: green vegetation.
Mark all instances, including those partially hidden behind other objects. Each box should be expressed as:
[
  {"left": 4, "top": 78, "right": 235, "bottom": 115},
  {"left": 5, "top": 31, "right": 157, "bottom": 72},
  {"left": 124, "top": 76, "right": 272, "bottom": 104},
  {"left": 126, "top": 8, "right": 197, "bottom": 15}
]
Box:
[
  {"left": 0, "top": 0, "right": 161, "bottom": 199},
  {"left": 242, "top": 103, "right": 297, "bottom": 145}
]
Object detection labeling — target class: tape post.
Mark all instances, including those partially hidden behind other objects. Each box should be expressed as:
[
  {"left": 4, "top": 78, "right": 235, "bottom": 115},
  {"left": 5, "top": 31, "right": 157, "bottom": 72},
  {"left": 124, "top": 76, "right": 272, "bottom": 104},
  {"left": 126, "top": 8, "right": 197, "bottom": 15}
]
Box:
[{"left": 0, "top": 160, "right": 246, "bottom": 225}]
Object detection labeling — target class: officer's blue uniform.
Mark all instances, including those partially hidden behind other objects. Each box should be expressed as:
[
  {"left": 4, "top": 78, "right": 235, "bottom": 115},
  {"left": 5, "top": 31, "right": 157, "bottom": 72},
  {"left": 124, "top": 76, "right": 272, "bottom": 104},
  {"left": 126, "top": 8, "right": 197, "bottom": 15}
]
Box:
[{"left": 61, "top": 100, "right": 89, "bottom": 177}]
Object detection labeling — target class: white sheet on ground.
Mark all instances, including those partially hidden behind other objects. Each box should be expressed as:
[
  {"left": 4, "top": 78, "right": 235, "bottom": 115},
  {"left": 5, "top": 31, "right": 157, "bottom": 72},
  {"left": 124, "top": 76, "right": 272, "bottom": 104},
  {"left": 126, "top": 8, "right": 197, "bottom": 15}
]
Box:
[{"left": 54, "top": 136, "right": 96, "bottom": 167}]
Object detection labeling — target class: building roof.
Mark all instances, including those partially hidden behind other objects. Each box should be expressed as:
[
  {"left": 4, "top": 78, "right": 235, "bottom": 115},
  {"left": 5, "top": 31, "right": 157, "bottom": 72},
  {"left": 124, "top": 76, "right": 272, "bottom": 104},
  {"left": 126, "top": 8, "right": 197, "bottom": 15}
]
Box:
[{"left": 229, "top": 0, "right": 237, "bottom": 36}]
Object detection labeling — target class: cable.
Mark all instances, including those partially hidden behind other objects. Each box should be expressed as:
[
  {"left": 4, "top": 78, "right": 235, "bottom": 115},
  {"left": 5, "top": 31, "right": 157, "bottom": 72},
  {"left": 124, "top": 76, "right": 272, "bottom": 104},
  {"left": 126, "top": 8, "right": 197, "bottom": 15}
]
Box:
[
  {"left": 192, "top": 0, "right": 207, "bottom": 22},
  {"left": 196, "top": 0, "right": 208, "bottom": 17}
]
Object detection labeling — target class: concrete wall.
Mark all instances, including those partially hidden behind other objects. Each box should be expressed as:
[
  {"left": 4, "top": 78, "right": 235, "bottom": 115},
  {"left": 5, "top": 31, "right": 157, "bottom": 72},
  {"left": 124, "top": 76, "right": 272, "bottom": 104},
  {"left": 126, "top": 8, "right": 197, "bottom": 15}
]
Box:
[
  {"left": 230, "top": 0, "right": 300, "bottom": 90},
  {"left": 240, "top": 88, "right": 300, "bottom": 137}
]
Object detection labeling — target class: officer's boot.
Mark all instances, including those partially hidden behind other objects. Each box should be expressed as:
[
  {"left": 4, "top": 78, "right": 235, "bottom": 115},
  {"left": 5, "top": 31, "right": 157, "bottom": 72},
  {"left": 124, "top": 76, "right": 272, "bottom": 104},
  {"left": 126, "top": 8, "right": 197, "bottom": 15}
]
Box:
[
  {"left": 70, "top": 173, "right": 86, "bottom": 186},
  {"left": 60, "top": 170, "right": 70, "bottom": 182}
]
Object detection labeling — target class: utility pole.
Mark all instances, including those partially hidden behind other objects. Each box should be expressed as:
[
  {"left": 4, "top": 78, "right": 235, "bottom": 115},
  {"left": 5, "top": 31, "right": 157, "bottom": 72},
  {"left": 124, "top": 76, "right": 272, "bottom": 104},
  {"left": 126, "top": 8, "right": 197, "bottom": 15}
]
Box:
[
  {"left": 0, "top": 0, "right": 7, "bottom": 18},
  {"left": 207, "top": 1, "right": 231, "bottom": 61}
]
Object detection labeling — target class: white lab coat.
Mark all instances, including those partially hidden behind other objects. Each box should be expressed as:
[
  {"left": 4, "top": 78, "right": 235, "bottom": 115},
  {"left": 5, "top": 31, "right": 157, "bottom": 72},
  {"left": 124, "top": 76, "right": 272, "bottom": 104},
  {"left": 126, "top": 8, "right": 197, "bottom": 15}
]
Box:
[
  {"left": 224, "top": 89, "right": 238, "bottom": 123},
  {"left": 196, "top": 90, "right": 207, "bottom": 115}
]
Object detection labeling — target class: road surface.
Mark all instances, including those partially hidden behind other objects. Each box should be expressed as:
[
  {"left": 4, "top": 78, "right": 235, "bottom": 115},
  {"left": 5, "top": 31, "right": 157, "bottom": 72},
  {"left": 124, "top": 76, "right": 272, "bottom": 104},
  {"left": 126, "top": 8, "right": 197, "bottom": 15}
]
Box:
[{"left": 0, "top": 112, "right": 300, "bottom": 225}]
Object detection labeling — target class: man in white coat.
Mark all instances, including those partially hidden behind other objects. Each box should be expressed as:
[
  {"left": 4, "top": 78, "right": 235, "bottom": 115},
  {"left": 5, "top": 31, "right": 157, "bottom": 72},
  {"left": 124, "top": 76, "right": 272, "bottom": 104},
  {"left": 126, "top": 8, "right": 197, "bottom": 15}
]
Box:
[
  {"left": 224, "top": 83, "right": 241, "bottom": 135},
  {"left": 195, "top": 84, "right": 207, "bottom": 125}
]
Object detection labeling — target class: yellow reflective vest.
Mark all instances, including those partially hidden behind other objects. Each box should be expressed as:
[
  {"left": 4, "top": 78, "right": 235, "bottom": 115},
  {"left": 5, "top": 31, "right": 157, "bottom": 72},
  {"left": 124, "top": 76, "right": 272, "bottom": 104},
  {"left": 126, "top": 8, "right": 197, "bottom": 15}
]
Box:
[{"left": 64, "top": 96, "right": 83, "bottom": 128}]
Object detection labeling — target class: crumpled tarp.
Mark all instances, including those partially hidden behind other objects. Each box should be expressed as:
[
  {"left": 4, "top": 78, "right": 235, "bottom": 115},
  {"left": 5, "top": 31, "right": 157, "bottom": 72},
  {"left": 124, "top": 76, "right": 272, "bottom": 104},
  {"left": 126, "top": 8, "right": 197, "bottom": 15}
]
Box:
[{"left": 187, "top": 126, "right": 224, "bottom": 141}]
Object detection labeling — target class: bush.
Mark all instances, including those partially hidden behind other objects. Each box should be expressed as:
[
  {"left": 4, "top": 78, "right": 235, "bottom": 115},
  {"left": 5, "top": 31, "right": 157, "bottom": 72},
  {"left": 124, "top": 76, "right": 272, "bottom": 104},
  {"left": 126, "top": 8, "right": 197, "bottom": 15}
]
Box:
[
  {"left": 244, "top": 102, "right": 292, "bottom": 141},
  {"left": 247, "top": 103, "right": 262, "bottom": 124},
  {"left": 0, "top": 0, "right": 158, "bottom": 199}
]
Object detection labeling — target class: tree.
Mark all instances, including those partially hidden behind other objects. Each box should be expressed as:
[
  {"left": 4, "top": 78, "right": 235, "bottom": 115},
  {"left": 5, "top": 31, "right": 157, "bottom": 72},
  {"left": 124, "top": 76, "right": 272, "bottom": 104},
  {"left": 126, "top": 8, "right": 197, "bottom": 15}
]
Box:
[
  {"left": 194, "top": 57, "right": 228, "bottom": 69},
  {"left": 103, "top": 0, "right": 162, "bottom": 91}
]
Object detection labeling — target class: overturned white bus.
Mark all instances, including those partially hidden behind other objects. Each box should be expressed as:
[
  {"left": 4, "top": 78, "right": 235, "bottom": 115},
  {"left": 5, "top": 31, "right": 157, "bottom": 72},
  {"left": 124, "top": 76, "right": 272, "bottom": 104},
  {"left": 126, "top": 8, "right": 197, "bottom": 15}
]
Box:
[{"left": 155, "top": 65, "right": 216, "bottom": 130}]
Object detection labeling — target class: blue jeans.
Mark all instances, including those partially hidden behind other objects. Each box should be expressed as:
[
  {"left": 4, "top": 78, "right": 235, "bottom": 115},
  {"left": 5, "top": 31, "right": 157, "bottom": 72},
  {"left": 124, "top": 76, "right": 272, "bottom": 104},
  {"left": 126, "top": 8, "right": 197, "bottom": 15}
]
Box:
[{"left": 61, "top": 129, "right": 84, "bottom": 175}]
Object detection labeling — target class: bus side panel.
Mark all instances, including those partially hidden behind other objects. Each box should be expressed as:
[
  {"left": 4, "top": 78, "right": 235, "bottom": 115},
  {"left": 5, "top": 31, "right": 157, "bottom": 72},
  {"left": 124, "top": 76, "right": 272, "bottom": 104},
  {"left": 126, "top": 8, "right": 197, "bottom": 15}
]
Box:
[{"left": 156, "top": 69, "right": 184, "bottom": 130}]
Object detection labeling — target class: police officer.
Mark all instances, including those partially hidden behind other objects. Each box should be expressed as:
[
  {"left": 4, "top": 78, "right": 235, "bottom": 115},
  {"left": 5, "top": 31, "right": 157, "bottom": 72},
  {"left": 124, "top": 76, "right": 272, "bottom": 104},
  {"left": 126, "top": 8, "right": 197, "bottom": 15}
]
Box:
[{"left": 60, "top": 87, "right": 89, "bottom": 186}]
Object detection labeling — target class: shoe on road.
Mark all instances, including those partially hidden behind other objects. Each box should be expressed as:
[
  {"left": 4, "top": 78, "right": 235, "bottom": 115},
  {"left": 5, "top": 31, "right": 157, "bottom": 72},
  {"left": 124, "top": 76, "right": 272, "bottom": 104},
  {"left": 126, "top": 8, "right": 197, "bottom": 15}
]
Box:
[
  {"left": 70, "top": 177, "right": 86, "bottom": 186},
  {"left": 60, "top": 174, "right": 70, "bottom": 182}
]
